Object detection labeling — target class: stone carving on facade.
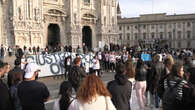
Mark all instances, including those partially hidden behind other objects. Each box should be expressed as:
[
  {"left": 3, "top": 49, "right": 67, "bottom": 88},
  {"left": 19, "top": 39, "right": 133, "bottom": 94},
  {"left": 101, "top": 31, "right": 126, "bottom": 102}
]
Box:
[
  {"left": 34, "top": 8, "right": 40, "bottom": 21},
  {"left": 1, "top": 0, "right": 118, "bottom": 48},
  {"left": 18, "top": 7, "right": 23, "bottom": 20}
]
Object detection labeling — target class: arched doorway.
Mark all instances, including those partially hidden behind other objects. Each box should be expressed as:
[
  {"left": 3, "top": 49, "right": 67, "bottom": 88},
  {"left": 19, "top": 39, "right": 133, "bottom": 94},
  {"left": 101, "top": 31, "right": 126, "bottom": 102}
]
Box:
[
  {"left": 82, "top": 26, "right": 92, "bottom": 50},
  {"left": 48, "top": 24, "right": 60, "bottom": 49}
]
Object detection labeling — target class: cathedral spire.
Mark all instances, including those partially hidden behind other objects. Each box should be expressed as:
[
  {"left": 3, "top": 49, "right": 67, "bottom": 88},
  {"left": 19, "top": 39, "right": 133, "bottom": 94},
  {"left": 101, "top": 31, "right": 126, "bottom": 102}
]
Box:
[{"left": 117, "top": 2, "right": 121, "bottom": 19}]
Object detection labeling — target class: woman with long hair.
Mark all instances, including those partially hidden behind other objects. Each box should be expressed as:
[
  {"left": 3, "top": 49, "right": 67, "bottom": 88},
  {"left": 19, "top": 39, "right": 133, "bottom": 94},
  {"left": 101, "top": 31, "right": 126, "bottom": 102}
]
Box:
[
  {"left": 70, "top": 74, "right": 116, "bottom": 110},
  {"left": 162, "top": 63, "right": 188, "bottom": 110},
  {"left": 53, "top": 81, "right": 74, "bottom": 110},
  {"left": 126, "top": 60, "right": 138, "bottom": 110},
  {"left": 135, "top": 58, "right": 147, "bottom": 110}
]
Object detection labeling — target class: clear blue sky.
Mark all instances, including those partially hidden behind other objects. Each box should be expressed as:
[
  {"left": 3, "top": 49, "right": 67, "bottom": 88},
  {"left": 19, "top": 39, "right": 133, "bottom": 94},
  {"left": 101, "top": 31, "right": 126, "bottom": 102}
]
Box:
[{"left": 118, "top": 0, "right": 195, "bottom": 18}]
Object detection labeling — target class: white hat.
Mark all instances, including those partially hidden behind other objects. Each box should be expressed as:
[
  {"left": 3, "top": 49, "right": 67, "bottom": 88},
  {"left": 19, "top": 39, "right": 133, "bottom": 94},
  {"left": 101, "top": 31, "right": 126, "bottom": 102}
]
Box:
[{"left": 24, "top": 63, "right": 39, "bottom": 79}]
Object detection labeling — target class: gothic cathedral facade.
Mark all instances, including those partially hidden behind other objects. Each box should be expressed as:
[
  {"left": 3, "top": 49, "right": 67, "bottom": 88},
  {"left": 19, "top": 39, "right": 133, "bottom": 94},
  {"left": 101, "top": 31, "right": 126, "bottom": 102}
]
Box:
[{"left": 0, "top": 0, "right": 119, "bottom": 49}]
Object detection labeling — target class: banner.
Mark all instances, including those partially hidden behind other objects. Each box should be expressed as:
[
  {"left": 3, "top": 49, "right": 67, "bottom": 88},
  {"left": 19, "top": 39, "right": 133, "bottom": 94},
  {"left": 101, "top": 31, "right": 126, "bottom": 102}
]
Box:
[
  {"left": 26, "top": 52, "right": 95, "bottom": 77},
  {"left": 141, "top": 53, "right": 152, "bottom": 62}
]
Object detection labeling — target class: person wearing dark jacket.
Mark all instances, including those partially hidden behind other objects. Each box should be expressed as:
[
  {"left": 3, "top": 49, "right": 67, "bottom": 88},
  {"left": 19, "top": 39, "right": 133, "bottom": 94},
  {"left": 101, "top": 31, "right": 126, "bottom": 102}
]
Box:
[
  {"left": 16, "top": 46, "right": 24, "bottom": 59},
  {"left": 7, "top": 58, "right": 25, "bottom": 87},
  {"left": 64, "top": 56, "right": 72, "bottom": 79},
  {"left": 68, "top": 57, "right": 86, "bottom": 92},
  {"left": 135, "top": 58, "right": 147, "bottom": 110},
  {"left": 158, "top": 63, "right": 188, "bottom": 110},
  {"left": 181, "top": 67, "right": 195, "bottom": 110},
  {"left": 0, "top": 61, "right": 13, "bottom": 110},
  {"left": 107, "top": 63, "right": 132, "bottom": 110},
  {"left": 157, "top": 58, "right": 173, "bottom": 99},
  {"left": 149, "top": 54, "right": 165, "bottom": 108}
]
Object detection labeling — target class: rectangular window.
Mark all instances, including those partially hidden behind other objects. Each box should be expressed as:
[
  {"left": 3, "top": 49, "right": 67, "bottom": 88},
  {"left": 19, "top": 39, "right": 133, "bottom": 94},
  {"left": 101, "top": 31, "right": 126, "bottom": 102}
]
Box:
[
  {"left": 160, "top": 32, "right": 163, "bottom": 39},
  {"left": 160, "top": 24, "right": 163, "bottom": 29},
  {"left": 119, "top": 33, "right": 122, "bottom": 40},
  {"left": 178, "top": 42, "right": 181, "bottom": 48},
  {"left": 177, "top": 23, "right": 181, "bottom": 28},
  {"left": 151, "top": 25, "right": 155, "bottom": 29},
  {"left": 151, "top": 33, "right": 155, "bottom": 39},
  {"left": 127, "top": 26, "right": 129, "bottom": 30},
  {"left": 119, "top": 26, "right": 122, "bottom": 31},
  {"left": 187, "top": 31, "right": 191, "bottom": 38},
  {"left": 187, "top": 41, "right": 191, "bottom": 47},
  {"left": 143, "top": 33, "right": 146, "bottom": 39},
  {"left": 143, "top": 25, "right": 146, "bottom": 29},
  {"left": 135, "top": 33, "right": 138, "bottom": 40},
  {"left": 187, "top": 22, "right": 191, "bottom": 27},
  {"left": 178, "top": 31, "right": 181, "bottom": 39},
  {"left": 135, "top": 25, "right": 137, "bottom": 29},
  {"left": 169, "top": 24, "right": 172, "bottom": 28},
  {"left": 168, "top": 32, "right": 172, "bottom": 39},
  {"left": 127, "top": 33, "right": 130, "bottom": 40}
]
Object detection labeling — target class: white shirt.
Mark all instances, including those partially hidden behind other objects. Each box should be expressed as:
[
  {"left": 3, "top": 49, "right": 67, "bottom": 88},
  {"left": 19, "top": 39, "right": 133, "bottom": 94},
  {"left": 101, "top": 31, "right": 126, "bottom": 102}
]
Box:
[
  {"left": 68, "top": 96, "right": 116, "bottom": 110},
  {"left": 109, "top": 54, "right": 116, "bottom": 63},
  {"left": 21, "top": 58, "right": 26, "bottom": 70},
  {"left": 105, "top": 54, "right": 109, "bottom": 61},
  {"left": 67, "top": 59, "right": 71, "bottom": 65},
  {"left": 92, "top": 59, "right": 100, "bottom": 70},
  {"left": 98, "top": 52, "right": 102, "bottom": 60},
  {"left": 123, "top": 54, "right": 128, "bottom": 62}
]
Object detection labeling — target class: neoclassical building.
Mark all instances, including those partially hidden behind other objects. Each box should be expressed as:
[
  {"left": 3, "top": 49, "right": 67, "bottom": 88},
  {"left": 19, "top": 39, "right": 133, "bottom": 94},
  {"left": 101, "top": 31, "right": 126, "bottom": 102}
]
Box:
[
  {"left": 0, "top": 0, "right": 119, "bottom": 49},
  {"left": 118, "top": 13, "right": 195, "bottom": 48}
]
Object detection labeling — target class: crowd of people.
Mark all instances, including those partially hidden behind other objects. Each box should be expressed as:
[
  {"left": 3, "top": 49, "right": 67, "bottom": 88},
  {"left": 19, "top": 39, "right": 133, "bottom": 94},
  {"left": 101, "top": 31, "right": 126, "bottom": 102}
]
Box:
[{"left": 0, "top": 44, "right": 195, "bottom": 110}]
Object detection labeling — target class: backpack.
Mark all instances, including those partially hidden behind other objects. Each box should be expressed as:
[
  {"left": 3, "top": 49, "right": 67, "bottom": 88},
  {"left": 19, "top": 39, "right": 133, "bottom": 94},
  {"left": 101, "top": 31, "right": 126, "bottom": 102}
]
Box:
[
  {"left": 68, "top": 66, "right": 81, "bottom": 87},
  {"left": 9, "top": 84, "right": 22, "bottom": 110},
  {"left": 162, "top": 79, "right": 182, "bottom": 110}
]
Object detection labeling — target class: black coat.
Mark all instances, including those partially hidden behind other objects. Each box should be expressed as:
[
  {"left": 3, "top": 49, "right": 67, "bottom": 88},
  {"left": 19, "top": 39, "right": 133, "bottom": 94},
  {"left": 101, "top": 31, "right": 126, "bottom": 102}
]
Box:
[
  {"left": 107, "top": 74, "right": 132, "bottom": 110},
  {"left": 0, "top": 79, "right": 13, "bottom": 110},
  {"left": 181, "top": 83, "right": 195, "bottom": 110},
  {"left": 149, "top": 62, "right": 165, "bottom": 93},
  {"left": 7, "top": 67, "right": 25, "bottom": 88}
]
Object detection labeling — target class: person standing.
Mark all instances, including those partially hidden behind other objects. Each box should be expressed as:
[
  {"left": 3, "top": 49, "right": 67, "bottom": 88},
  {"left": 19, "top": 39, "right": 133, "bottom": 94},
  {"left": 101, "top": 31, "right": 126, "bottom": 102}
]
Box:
[
  {"left": 135, "top": 59, "right": 147, "bottom": 110},
  {"left": 33, "top": 46, "right": 36, "bottom": 55},
  {"left": 8, "top": 46, "right": 13, "bottom": 57},
  {"left": 92, "top": 56, "right": 101, "bottom": 77},
  {"left": 0, "top": 61, "right": 13, "bottom": 110},
  {"left": 0, "top": 44, "right": 5, "bottom": 60},
  {"left": 9, "top": 72, "right": 23, "bottom": 110},
  {"left": 150, "top": 54, "right": 165, "bottom": 109},
  {"left": 68, "top": 57, "right": 86, "bottom": 92},
  {"left": 160, "top": 63, "right": 187, "bottom": 110},
  {"left": 64, "top": 56, "right": 72, "bottom": 79},
  {"left": 71, "top": 74, "right": 116, "bottom": 110},
  {"left": 109, "top": 52, "right": 116, "bottom": 72},
  {"left": 7, "top": 58, "right": 25, "bottom": 88},
  {"left": 53, "top": 81, "right": 75, "bottom": 110},
  {"left": 37, "top": 46, "right": 40, "bottom": 54},
  {"left": 15, "top": 46, "right": 24, "bottom": 59},
  {"left": 107, "top": 63, "right": 132, "bottom": 110},
  {"left": 18, "top": 63, "right": 50, "bottom": 110},
  {"left": 104, "top": 52, "right": 110, "bottom": 72},
  {"left": 126, "top": 60, "right": 139, "bottom": 110}
]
